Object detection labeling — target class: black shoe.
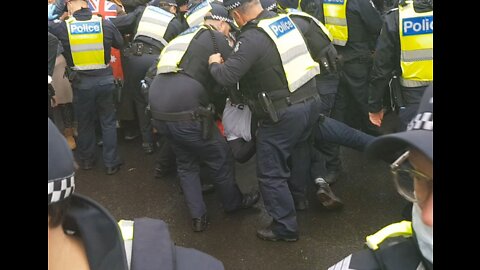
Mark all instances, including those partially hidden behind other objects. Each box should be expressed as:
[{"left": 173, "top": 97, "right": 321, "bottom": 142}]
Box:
[
  {"left": 154, "top": 167, "right": 176, "bottom": 178},
  {"left": 201, "top": 183, "right": 215, "bottom": 194},
  {"left": 323, "top": 170, "right": 341, "bottom": 185},
  {"left": 241, "top": 191, "right": 260, "bottom": 209},
  {"left": 142, "top": 143, "right": 154, "bottom": 155},
  {"left": 294, "top": 199, "right": 309, "bottom": 211},
  {"left": 256, "top": 228, "right": 298, "bottom": 242},
  {"left": 192, "top": 214, "right": 208, "bottom": 232},
  {"left": 106, "top": 163, "right": 122, "bottom": 175},
  {"left": 315, "top": 178, "right": 344, "bottom": 210},
  {"left": 124, "top": 131, "right": 139, "bottom": 141},
  {"left": 80, "top": 160, "right": 94, "bottom": 170}
]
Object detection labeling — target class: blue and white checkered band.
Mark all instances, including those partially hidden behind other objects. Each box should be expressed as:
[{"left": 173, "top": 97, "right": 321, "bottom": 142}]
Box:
[
  {"left": 48, "top": 174, "right": 75, "bottom": 205},
  {"left": 407, "top": 111, "right": 433, "bottom": 131},
  {"left": 266, "top": 3, "right": 277, "bottom": 11},
  {"left": 225, "top": 1, "right": 241, "bottom": 10},
  {"left": 210, "top": 14, "right": 234, "bottom": 23}
]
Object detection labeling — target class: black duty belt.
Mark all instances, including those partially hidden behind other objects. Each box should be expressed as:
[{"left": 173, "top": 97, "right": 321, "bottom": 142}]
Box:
[
  {"left": 151, "top": 110, "right": 198, "bottom": 121},
  {"left": 271, "top": 86, "right": 319, "bottom": 111},
  {"left": 129, "top": 42, "right": 162, "bottom": 56}
]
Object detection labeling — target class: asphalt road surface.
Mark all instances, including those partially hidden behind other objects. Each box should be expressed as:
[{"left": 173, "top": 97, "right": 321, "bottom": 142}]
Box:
[{"left": 73, "top": 116, "right": 406, "bottom": 270}]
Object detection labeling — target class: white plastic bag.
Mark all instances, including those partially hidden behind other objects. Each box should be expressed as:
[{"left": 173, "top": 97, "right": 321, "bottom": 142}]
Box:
[{"left": 222, "top": 99, "right": 252, "bottom": 142}]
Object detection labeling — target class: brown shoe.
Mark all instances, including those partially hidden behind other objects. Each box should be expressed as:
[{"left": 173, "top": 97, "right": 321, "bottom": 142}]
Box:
[{"left": 315, "top": 178, "right": 344, "bottom": 210}]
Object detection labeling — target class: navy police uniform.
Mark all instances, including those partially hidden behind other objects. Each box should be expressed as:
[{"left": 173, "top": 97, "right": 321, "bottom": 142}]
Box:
[
  {"left": 110, "top": 2, "right": 187, "bottom": 153},
  {"left": 149, "top": 24, "right": 251, "bottom": 223},
  {"left": 301, "top": 0, "right": 383, "bottom": 135},
  {"left": 49, "top": 7, "right": 124, "bottom": 172},
  {"left": 48, "top": 32, "right": 59, "bottom": 120},
  {"left": 368, "top": 0, "right": 433, "bottom": 130},
  {"left": 209, "top": 8, "right": 320, "bottom": 238}
]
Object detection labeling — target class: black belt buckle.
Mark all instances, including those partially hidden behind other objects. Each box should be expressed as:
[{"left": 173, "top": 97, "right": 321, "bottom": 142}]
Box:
[
  {"left": 285, "top": 96, "right": 292, "bottom": 106},
  {"left": 133, "top": 43, "right": 144, "bottom": 56}
]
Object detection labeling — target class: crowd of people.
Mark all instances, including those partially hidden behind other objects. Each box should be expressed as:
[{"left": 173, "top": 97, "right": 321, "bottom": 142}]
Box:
[{"left": 48, "top": 0, "right": 433, "bottom": 268}]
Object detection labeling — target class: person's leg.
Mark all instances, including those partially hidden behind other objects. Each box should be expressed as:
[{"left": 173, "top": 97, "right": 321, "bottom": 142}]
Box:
[
  {"left": 73, "top": 84, "right": 97, "bottom": 168},
  {"left": 95, "top": 78, "right": 122, "bottom": 171}
]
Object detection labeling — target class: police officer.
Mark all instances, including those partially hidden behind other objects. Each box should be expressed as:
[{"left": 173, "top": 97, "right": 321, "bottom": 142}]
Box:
[
  {"left": 368, "top": 0, "right": 433, "bottom": 130},
  {"left": 328, "top": 83, "right": 433, "bottom": 270},
  {"left": 209, "top": 0, "right": 321, "bottom": 241},
  {"left": 110, "top": 0, "right": 186, "bottom": 154},
  {"left": 297, "top": 0, "right": 384, "bottom": 184},
  {"left": 271, "top": 0, "right": 345, "bottom": 210},
  {"left": 48, "top": 118, "right": 225, "bottom": 270},
  {"left": 184, "top": 0, "right": 213, "bottom": 27},
  {"left": 149, "top": 3, "right": 260, "bottom": 232},
  {"left": 49, "top": 0, "right": 124, "bottom": 175}
]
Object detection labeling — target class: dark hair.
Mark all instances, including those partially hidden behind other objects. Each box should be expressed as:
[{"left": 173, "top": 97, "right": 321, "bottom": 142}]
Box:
[{"left": 48, "top": 198, "right": 71, "bottom": 228}]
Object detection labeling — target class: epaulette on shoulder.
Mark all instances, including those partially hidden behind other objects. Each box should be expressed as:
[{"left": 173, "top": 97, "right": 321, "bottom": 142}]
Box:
[{"left": 386, "top": 7, "right": 399, "bottom": 14}]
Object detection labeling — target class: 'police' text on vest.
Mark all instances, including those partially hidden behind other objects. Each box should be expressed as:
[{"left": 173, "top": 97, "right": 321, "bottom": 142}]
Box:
[{"left": 402, "top": 16, "right": 433, "bottom": 36}]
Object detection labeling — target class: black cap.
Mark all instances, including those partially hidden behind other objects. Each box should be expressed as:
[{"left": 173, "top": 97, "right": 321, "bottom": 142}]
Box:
[
  {"left": 223, "top": 0, "right": 249, "bottom": 11},
  {"left": 176, "top": 0, "right": 189, "bottom": 6},
  {"left": 366, "top": 83, "right": 433, "bottom": 162},
  {"left": 48, "top": 118, "right": 75, "bottom": 205},
  {"left": 208, "top": 3, "right": 235, "bottom": 24},
  {"left": 260, "top": 0, "right": 278, "bottom": 11},
  {"left": 150, "top": 0, "right": 178, "bottom": 7}
]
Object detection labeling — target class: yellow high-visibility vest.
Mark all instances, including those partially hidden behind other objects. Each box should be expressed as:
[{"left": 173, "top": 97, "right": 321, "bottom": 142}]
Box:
[
  {"left": 157, "top": 25, "right": 206, "bottom": 74},
  {"left": 66, "top": 16, "right": 107, "bottom": 70},
  {"left": 185, "top": 0, "right": 212, "bottom": 27},
  {"left": 366, "top": 220, "right": 413, "bottom": 250},
  {"left": 323, "top": 0, "right": 348, "bottom": 46},
  {"left": 135, "top": 6, "right": 175, "bottom": 46},
  {"left": 399, "top": 1, "right": 433, "bottom": 87},
  {"left": 257, "top": 14, "right": 320, "bottom": 92},
  {"left": 285, "top": 8, "right": 333, "bottom": 41}
]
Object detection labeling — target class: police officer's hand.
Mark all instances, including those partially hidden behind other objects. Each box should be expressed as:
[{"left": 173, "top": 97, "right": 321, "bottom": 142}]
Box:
[
  {"left": 209, "top": 53, "right": 224, "bottom": 65},
  {"left": 369, "top": 110, "right": 384, "bottom": 127}
]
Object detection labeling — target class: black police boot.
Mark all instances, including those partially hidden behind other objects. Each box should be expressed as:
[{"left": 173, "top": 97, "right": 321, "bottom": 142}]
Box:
[
  {"left": 192, "top": 214, "right": 208, "bottom": 232},
  {"left": 142, "top": 142, "right": 154, "bottom": 155},
  {"left": 315, "top": 178, "right": 344, "bottom": 210},
  {"left": 241, "top": 190, "right": 260, "bottom": 209},
  {"left": 294, "top": 199, "right": 309, "bottom": 211},
  {"left": 201, "top": 183, "right": 215, "bottom": 194},
  {"left": 154, "top": 166, "right": 176, "bottom": 179},
  {"left": 256, "top": 223, "right": 298, "bottom": 242}
]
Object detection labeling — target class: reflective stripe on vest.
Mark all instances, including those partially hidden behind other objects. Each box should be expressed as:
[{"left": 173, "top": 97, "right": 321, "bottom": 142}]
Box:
[
  {"left": 186, "top": 0, "right": 212, "bottom": 27},
  {"left": 323, "top": 0, "right": 348, "bottom": 46},
  {"left": 257, "top": 15, "right": 320, "bottom": 93},
  {"left": 285, "top": 8, "right": 333, "bottom": 41},
  {"left": 399, "top": 1, "right": 433, "bottom": 87},
  {"left": 134, "top": 6, "right": 175, "bottom": 46},
  {"left": 157, "top": 25, "right": 205, "bottom": 74},
  {"left": 118, "top": 220, "right": 134, "bottom": 270},
  {"left": 66, "top": 16, "right": 107, "bottom": 70},
  {"left": 366, "top": 220, "right": 413, "bottom": 250}
]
